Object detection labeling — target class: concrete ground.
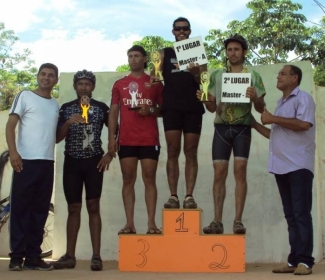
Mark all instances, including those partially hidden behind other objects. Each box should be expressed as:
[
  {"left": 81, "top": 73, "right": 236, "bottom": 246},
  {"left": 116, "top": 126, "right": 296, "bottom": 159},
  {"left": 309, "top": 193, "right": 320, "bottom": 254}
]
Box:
[{"left": 0, "top": 259, "right": 325, "bottom": 280}]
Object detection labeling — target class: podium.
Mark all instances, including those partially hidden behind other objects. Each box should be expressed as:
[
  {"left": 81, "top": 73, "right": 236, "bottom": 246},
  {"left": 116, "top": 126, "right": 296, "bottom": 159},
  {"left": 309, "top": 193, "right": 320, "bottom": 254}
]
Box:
[{"left": 119, "top": 209, "right": 245, "bottom": 272}]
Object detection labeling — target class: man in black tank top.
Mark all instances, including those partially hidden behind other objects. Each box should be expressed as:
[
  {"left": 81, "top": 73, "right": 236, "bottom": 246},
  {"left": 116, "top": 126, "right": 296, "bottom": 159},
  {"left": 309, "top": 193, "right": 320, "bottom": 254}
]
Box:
[{"left": 150, "top": 17, "right": 206, "bottom": 209}]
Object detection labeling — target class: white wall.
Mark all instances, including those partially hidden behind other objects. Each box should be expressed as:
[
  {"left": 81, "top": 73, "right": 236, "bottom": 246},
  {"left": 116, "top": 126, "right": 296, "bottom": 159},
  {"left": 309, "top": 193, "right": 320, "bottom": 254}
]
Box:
[{"left": 0, "top": 61, "right": 324, "bottom": 263}]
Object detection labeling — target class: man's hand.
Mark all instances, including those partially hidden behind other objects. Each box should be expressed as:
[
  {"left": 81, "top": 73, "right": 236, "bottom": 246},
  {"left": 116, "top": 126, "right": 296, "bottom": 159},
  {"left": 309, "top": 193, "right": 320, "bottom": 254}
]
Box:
[
  {"left": 261, "top": 107, "right": 274, "bottom": 125},
  {"left": 67, "top": 114, "right": 85, "bottom": 125},
  {"left": 10, "top": 151, "right": 23, "bottom": 172},
  {"left": 246, "top": 86, "right": 258, "bottom": 102},
  {"left": 138, "top": 104, "right": 151, "bottom": 116},
  {"left": 186, "top": 62, "right": 200, "bottom": 77},
  {"left": 196, "top": 90, "right": 203, "bottom": 100},
  {"left": 108, "top": 139, "right": 117, "bottom": 158},
  {"left": 150, "top": 74, "right": 161, "bottom": 84},
  {"left": 196, "top": 90, "right": 212, "bottom": 104},
  {"left": 97, "top": 153, "right": 113, "bottom": 172}
]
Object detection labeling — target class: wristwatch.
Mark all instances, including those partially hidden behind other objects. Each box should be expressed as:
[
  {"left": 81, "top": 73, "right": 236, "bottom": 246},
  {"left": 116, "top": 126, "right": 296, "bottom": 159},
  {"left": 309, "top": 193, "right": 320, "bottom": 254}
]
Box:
[{"left": 149, "top": 107, "right": 154, "bottom": 114}]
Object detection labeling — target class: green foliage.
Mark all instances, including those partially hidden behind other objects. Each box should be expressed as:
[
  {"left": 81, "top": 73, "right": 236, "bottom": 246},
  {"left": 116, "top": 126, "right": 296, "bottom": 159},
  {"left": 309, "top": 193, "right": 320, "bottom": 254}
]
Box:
[
  {"left": 0, "top": 23, "right": 48, "bottom": 110},
  {"left": 116, "top": 64, "right": 131, "bottom": 72},
  {"left": 204, "top": 0, "right": 325, "bottom": 86},
  {"left": 314, "top": 65, "right": 325, "bottom": 87},
  {"left": 0, "top": 23, "right": 33, "bottom": 70},
  {"left": 116, "top": 36, "right": 173, "bottom": 72},
  {"left": 0, "top": 67, "right": 39, "bottom": 110}
]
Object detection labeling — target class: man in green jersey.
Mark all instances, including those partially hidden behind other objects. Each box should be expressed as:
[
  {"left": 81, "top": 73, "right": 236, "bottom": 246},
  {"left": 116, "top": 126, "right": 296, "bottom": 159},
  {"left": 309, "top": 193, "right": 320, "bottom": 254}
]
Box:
[{"left": 197, "top": 34, "right": 266, "bottom": 234}]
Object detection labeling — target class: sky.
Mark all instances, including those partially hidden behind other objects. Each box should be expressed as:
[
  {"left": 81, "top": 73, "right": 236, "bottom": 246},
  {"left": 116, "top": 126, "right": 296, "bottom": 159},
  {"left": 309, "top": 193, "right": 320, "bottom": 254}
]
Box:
[{"left": 0, "top": 0, "right": 323, "bottom": 74}]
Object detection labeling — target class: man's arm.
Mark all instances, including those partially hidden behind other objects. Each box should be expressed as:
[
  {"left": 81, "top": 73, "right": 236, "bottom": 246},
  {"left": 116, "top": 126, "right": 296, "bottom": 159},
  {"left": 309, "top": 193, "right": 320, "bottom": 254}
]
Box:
[
  {"left": 253, "top": 95, "right": 266, "bottom": 113},
  {"left": 108, "top": 104, "right": 119, "bottom": 157},
  {"left": 6, "top": 114, "right": 23, "bottom": 172},
  {"left": 56, "top": 114, "right": 85, "bottom": 143},
  {"left": 251, "top": 116, "right": 271, "bottom": 139},
  {"left": 246, "top": 87, "right": 265, "bottom": 113},
  {"left": 261, "top": 107, "right": 312, "bottom": 131}
]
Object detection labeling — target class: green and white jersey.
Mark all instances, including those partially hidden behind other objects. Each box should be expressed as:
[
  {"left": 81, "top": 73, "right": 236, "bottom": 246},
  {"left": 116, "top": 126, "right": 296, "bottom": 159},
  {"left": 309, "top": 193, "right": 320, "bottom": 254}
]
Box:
[{"left": 209, "top": 68, "right": 265, "bottom": 125}]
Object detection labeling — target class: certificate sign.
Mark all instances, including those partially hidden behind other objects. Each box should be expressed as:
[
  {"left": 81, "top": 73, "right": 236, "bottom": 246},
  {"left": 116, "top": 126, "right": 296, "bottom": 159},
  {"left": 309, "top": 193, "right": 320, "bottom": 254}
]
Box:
[
  {"left": 173, "top": 36, "right": 208, "bottom": 71},
  {"left": 221, "top": 73, "right": 251, "bottom": 103}
]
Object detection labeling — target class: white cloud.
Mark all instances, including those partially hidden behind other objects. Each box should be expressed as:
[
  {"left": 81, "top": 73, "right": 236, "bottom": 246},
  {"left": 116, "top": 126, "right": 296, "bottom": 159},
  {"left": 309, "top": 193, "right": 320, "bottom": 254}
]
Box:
[
  {"left": 15, "top": 28, "right": 142, "bottom": 73},
  {"left": 0, "top": 0, "right": 76, "bottom": 32},
  {"left": 1, "top": 0, "right": 322, "bottom": 74}
]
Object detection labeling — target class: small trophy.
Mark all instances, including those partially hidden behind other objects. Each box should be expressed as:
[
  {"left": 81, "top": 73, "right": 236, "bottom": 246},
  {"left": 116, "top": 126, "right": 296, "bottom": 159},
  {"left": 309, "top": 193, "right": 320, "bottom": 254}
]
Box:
[
  {"left": 80, "top": 95, "right": 90, "bottom": 123},
  {"left": 200, "top": 71, "right": 210, "bottom": 102},
  {"left": 128, "top": 82, "right": 141, "bottom": 110},
  {"left": 151, "top": 51, "right": 163, "bottom": 82}
]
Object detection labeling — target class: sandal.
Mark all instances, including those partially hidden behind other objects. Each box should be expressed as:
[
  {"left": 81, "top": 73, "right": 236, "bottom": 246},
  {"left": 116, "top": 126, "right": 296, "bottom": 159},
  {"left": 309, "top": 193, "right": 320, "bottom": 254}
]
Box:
[
  {"left": 147, "top": 228, "right": 162, "bottom": 234},
  {"left": 118, "top": 227, "right": 136, "bottom": 235}
]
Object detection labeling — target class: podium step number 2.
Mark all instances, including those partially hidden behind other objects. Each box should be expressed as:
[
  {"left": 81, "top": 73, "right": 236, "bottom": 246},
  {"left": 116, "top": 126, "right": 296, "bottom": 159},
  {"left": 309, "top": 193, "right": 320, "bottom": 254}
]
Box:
[{"left": 119, "top": 209, "right": 245, "bottom": 272}]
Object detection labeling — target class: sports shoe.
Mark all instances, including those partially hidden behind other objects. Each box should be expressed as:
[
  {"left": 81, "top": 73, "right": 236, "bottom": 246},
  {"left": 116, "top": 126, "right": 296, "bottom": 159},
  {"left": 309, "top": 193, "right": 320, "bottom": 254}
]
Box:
[
  {"left": 52, "top": 253, "right": 76, "bottom": 269},
  {"left": 23, "top": 257, "right": 53, "bottom": 271},
  {"left": 9, "top": 257, "right": 23, "bottom": 271},
  {"left": 272, "top": 263, "right": 296, "bottom": 273},
  {"left": 90, "top": 255, "right": 103, "bottom": 271},
  {"left": 294, "top": 263, "right": 312, "bottom": 275},
  {"left": 203, "top": 221, "right": 224, "bottom": 234},
  {"left": 164, "top": 196, "right": 180, "bottom": 209},
  {"left": 183, "top": 196, "right": 197, "bottom": 209},
  {"left": 233, "top": 221, "right": 246, "bottom": 234}
]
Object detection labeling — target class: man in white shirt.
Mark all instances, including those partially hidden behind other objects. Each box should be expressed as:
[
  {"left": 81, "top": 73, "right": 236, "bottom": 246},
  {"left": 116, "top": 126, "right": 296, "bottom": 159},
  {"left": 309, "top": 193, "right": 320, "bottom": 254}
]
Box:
[{"left": 6, "top": 63, "right": 59, "bottom": 271}]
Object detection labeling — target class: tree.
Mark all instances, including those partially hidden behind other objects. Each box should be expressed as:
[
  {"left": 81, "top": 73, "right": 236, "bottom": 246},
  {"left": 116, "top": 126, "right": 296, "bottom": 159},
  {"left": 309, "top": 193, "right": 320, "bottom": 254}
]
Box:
[
  {"left": 206, "top": 0, "right": 310, "bottom": 64},
  {"left": 0, "top": 23, "right": 43, "bottom": 110},
  {"left": 0, "top": 23, "right": 33, "bottom": 70},
  {"left": 309, "top": 16, "right": 325, "bottom": 86},
  {"left": 205, "top": 0, "right": 325, "bottom": 86},
  {"left": 116, "top": 36, "right": 173, "bottom": 72}
]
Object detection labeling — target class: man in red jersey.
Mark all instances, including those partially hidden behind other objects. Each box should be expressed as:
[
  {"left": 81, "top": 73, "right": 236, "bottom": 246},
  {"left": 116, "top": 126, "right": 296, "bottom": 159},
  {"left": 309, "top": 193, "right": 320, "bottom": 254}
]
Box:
[{"left": 108, "top": 45, "right": 163, "bottom": 234}]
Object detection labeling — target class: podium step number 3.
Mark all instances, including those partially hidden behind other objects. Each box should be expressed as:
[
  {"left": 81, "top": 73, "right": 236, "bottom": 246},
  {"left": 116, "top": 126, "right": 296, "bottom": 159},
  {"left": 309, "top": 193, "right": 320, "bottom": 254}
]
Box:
[{"left": 119, "top": 209, "right": 245, "bottom": 272}]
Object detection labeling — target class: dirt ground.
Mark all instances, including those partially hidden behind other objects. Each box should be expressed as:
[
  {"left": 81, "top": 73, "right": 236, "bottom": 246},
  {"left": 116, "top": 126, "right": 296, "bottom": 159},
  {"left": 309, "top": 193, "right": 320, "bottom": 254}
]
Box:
[{"left": 0, "top": 259, "right": 325, "bottom": 280}]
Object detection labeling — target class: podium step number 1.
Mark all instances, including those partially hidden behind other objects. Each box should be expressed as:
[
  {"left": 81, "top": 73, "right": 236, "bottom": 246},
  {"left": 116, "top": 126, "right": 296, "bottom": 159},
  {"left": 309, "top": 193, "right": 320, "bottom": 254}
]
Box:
[{"left": 119, "top": 209, "right": 245, "bottom": 272}]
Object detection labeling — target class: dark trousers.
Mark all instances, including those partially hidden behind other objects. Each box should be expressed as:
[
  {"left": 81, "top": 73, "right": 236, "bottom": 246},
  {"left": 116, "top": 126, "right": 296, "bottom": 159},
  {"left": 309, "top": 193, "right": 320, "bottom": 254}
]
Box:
[
  {"left": 275, "top": 168, "right": 314, "bottom": 268},
  {"left": 9, "top": 160, "right": 54, "bottom": 259}
]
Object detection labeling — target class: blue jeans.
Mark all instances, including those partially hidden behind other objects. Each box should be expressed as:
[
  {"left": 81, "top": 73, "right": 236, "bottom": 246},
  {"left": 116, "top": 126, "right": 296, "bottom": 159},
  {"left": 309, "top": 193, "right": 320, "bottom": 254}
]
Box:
[{"left": 275, "top": 169, "right": 314, "bottom": 268}]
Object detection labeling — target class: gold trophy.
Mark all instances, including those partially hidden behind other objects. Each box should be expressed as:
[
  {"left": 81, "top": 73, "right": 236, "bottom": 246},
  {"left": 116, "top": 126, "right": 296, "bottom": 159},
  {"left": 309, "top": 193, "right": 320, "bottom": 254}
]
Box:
[
  {"left": 80, "top": 95, "right": 90, "bottom": 123},
  {"left": 200, "top": 71, "right": 210, "bottom": 102},
  {"left": 151, "top": 51, "right": 163, "bottom": 82}
]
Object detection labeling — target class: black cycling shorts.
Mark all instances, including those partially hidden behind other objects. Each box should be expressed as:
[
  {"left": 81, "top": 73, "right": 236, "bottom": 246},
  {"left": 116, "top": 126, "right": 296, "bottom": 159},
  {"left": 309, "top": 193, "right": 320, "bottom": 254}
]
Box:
[
  {"left": 118, "top": 145, "right": 160, "bottom": 161},
  {"left": 162, "top": 110, "right": 202, "bottom": 134},
  {"left": 63, "top": 154, "right": 104, "bottom": 204},
  {"left": 212, "top": 124, "right": 251, "bottom": 161}
]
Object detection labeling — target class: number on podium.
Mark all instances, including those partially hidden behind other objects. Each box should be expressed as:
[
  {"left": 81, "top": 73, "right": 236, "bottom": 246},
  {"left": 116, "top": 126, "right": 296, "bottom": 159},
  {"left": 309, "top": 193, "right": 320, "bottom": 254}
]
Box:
[{"left": 175, "top": 212, "right": 188, "bottom": 232}]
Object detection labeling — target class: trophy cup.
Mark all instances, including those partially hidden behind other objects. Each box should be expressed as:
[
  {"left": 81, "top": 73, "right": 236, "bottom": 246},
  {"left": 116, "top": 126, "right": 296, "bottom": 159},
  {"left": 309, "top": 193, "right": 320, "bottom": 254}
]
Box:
[
  {"left": 128, "top": 82, "right": 141, "bottom": 110},
  {"left": 200, "top": 71, "right": 210, "bottom": 102},
  {"left": 80, "top": 95, "right": 90, "bottom": 123},
  {"left": 151, "top": 51, "right": 163, "bottom": 82}
]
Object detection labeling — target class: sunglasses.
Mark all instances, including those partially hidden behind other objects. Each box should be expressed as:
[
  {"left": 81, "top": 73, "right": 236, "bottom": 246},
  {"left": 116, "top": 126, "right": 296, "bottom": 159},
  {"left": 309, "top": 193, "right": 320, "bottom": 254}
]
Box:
[{"left": 173, "top": 26, "right": 190, "bottom": 32}]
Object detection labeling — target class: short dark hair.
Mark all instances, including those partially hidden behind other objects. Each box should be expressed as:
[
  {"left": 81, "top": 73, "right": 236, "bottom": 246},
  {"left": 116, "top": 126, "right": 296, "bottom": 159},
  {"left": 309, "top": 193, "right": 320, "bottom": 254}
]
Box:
[
  {"left": 38, "top": 63, "right": 59, "bottom": 78},
  {"left": 287, "top": 65, "right": 302, "bottom": 85},
  {"left": 173, "top": 17, "right": 191, "bottom": 28},
  {"left": 127, "top": 45, "right": 148, "bottom": 69}
]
